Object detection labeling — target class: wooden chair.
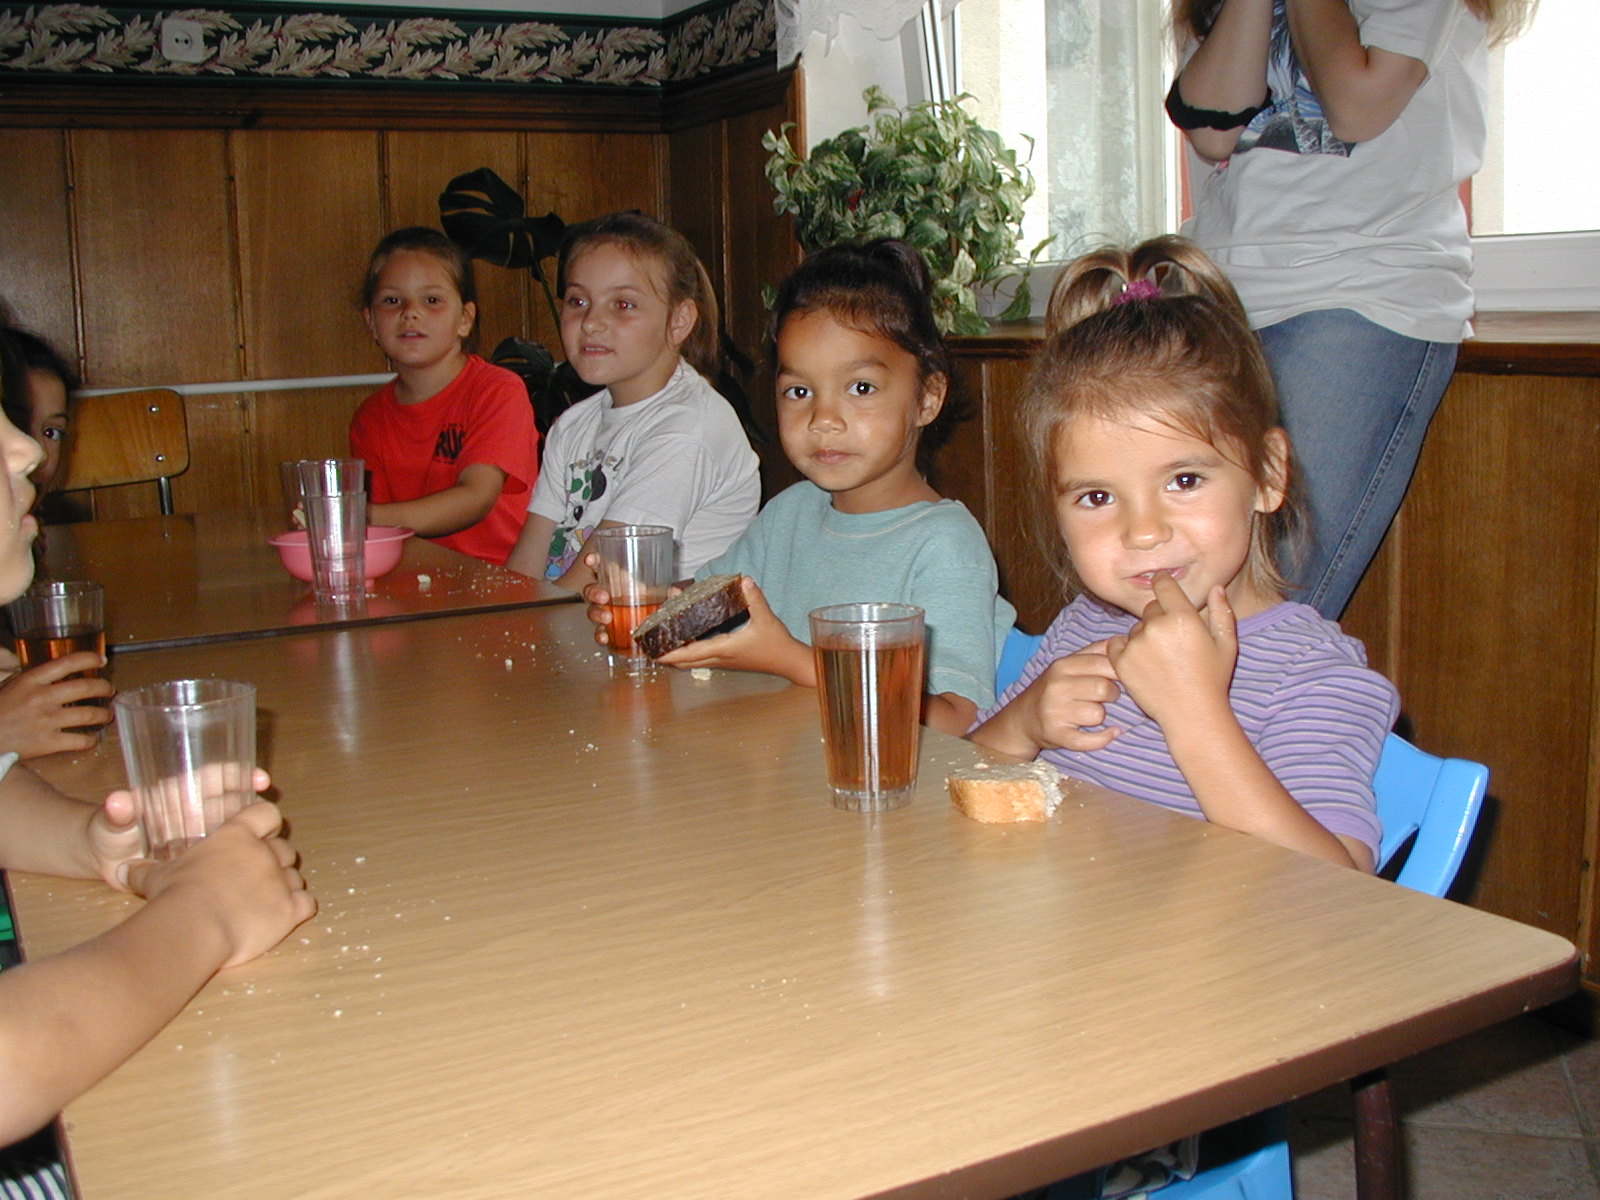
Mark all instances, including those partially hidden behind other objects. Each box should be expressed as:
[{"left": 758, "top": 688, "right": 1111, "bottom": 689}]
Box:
[{"left": 56, "top": 389, "right": 189, "bottom": 515}]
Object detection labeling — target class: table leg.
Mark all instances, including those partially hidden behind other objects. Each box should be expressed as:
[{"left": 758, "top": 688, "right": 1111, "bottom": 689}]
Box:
[{"left": 1352, "top": 1068, "right": 1401, "bottom": 1200}]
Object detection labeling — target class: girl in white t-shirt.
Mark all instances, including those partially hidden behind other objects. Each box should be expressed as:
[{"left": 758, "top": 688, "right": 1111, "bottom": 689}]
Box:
[
  {"left": 505, "top": 213, "right": 759, "bottom": 585},
  {"left": 1167, "top": 0, "right": 1535, "bottom": 619}
]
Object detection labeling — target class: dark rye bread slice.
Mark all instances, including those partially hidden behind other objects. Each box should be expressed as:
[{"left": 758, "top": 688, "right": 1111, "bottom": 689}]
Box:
[{"left": 633, "top": 574, "right": 749, "bottom": 658}]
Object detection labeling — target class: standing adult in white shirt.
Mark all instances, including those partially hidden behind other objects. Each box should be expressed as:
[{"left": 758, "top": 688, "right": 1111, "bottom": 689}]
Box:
[{"left": 1168, "top": 0, "right": 1536, "bottom": 617}]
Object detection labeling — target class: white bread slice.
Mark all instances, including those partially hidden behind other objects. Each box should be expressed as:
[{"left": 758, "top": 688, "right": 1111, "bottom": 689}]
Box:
[{"left": 947, "top": 761, "right": 1065, "bottom": 824}]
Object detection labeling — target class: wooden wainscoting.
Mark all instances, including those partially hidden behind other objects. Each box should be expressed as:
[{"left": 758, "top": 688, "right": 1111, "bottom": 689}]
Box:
[{"left": 0, "top": 64, "right": 797, "bottom": 517}]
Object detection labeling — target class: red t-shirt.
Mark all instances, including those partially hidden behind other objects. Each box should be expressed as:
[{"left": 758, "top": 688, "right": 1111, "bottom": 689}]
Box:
[{"left": 349, "top": 355, "right": 539, "bottom": 565}]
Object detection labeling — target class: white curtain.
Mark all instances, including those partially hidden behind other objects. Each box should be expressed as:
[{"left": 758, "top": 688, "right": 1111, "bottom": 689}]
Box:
[
  {"left": 777, "top": 0, "right": 965, "bottom": 69},
  {"left": 1031, "top": 0, "right": 1173, "bottom": 254}
]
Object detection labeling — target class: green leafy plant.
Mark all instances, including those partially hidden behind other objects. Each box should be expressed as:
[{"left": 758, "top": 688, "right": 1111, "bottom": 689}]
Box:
[
  {"left": 438, "top": 167, "right": 600, "bottom": 440},
  {"left": 763, "top": 86, "right": 1048, "bottom": 336}
]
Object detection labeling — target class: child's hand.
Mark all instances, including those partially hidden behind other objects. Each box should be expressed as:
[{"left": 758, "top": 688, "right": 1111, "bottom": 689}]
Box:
[
  {"left": 968, "top": 642, "right": 1121, "bottom": 759},
  {"left": 655, "top": 578, "right": 815, "bottom": 686},
  {"left": 580, "top": 552, "right": 614, "bottom": 643},
  {"left": 1023, "top": 642, "right": 1123, "bottom": 751},
  {"left": 0, "top": 655, "right": 114, "bottom": 759},
  {"left": 125, "top": 800, "right": 316, "bottom": 969},
  {"left": 91, "top": 766, "right": 273, "bottom": 893},
  {"left": 583, "top": 575, "right": 685, "bottom": 649},
  {"left": 1106, "top": 575, "right": 1237, "bottom": 728}
]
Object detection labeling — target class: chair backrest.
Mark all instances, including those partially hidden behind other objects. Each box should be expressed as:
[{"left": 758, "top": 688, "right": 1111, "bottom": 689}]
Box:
[
  {"left": 996, "top": 627, "right": 1043, "bottom": 695},
  {"left": 1372, "top": 733, "right": 1487, "bottom": 898},
  {"left": 56, "top": 388, "right": 189, "bottom": 515}
]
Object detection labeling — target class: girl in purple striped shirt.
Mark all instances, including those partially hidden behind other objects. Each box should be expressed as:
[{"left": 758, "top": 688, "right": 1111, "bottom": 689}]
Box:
[{"left": 970, "top": 236, "right": 1396, "bottom": 871}]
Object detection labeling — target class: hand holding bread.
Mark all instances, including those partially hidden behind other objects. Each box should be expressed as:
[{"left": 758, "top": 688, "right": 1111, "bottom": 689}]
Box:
[{"left": 652, "top": 578, "right": 817, "bottom": 686}]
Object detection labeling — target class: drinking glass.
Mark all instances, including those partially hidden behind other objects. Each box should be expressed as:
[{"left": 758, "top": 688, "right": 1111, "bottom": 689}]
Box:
[
  {"left": 808, "top": 603, "right": 926, "bottom": 812},
  {"left": 594, "top": 525, "right": 675, "bottom": 674},
  {"left": 114, "top": 678, "right": 257, "bottom": 861},
  {"left": 296, "top": 459, "right": 366, "bottom": 601}
]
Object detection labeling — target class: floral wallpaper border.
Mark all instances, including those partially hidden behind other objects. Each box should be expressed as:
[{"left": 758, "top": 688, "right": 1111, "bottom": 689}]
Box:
[{"left": 0, "top": 0, "right": 773, "bottom": 86}]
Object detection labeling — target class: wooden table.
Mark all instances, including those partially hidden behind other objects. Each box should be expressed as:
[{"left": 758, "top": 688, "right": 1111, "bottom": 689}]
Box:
[
  {"left": 11, "top": 605, "right": 1577, "bottom": 1200},
  {"left": 38, "top": 508, "right": 574, "bottom": 651}
]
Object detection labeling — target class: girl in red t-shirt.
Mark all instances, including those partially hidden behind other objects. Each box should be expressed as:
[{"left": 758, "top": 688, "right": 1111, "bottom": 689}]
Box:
[{"left": 351, "top": 227, "right": 539, "bottom": 565}]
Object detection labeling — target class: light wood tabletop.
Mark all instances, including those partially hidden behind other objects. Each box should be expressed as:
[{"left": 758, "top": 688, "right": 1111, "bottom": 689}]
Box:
[
  {"left": 37, "top": 508, "right": 574, "bottom": 652},
  {"left": 11, "top": 605, "right": 1577, "bottom": 1200}
]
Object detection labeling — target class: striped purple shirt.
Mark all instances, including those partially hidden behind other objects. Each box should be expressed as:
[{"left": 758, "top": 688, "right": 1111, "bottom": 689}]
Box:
[{"left": 982, "top": 596, "right": 1396, "bottom": 857}]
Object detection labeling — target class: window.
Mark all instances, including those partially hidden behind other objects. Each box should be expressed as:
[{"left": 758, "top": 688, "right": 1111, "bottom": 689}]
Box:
[
  {"left": 1474, "top": 0, "right": 1597, "bottom": 238},
  {"left": 952, "top": 0, "right": 1178, "bottom": 262},
  {"left": 945, "top": 0, "right": 1595, "bottom": 312}
]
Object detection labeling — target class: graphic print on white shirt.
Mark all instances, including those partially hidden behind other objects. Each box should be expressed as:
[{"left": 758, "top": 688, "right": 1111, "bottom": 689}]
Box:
[{"left": 1236, "top": 0, "right": 1353, "bottom": 157}]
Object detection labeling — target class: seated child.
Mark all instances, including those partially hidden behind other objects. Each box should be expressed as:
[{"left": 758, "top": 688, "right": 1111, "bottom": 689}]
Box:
[
  {"left": 971, "top": 236, "right": 1395, "bottom": 870},
  {"left": 0, "top": 326, "right": 315, "bottom": 1178},
  {"left": 0, "top": 319, "right": 112, "bottom": 757},
  {"left": 351, "top": 227, "right": 540, "bottom": 565},
  {"left": 588, "top": 240, "right": 1016, "bottom": 736},
  {"left": 505, "top": 213, "right": 759, "bottom": 587},
  {"left": 968, "top": 237, "right": 1398, "bottom": 1199}
]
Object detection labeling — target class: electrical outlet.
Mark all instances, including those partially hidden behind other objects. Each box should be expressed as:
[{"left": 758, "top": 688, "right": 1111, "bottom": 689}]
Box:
[{"left": 160, "top": 17, "right": 207, "bottom": 63}]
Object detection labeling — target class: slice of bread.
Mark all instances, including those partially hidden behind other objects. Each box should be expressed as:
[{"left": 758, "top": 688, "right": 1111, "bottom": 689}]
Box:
[
  {"left": 947, "top": 761, "right": 1065, "bottom": 824},
  {"left": 633, "top": 574, "right": 749, "bottom": 658}
]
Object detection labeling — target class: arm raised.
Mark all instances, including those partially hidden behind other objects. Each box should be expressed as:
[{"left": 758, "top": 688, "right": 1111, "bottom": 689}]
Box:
[{"left": 1286, "top": 0, "right": 1428, "bottom": 144}]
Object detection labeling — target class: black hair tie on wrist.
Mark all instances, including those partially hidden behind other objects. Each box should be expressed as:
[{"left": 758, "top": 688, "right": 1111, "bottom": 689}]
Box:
[{"left": 1165, "top": 78, "right": 1272, "bottom": 131}]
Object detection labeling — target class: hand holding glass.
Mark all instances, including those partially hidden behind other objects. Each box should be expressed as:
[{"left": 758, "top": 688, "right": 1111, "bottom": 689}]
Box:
[{"left": 114, "top": 679, "right": 257, "bottom": 861}]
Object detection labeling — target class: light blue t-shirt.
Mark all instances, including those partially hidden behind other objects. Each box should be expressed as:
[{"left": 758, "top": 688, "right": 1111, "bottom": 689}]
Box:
[{"left": 700, "top": 481, "right": 1016, "bottom": 707}]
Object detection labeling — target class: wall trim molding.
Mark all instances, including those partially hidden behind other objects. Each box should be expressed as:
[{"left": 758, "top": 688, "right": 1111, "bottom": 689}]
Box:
[
  {"left": 0, "top": 0, "right": 773, "bottom": 89},
  {"left": 0, "top": 51, "right": 790, "bottom": 131}
]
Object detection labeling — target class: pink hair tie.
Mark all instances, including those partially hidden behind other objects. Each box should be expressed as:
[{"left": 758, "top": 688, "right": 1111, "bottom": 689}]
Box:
[{"left": 1115, "top": 279, "right": 1161, "bottom": 304}]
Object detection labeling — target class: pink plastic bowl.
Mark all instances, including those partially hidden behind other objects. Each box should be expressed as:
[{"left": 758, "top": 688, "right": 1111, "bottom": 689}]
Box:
[{"left": 268, "top": 526, "right": 414, "bottom": 582}]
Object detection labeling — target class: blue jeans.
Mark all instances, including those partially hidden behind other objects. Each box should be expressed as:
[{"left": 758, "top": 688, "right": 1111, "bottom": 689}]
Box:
[{"left": 1258, "top": 310, "right": 1458, "bottom": 619}]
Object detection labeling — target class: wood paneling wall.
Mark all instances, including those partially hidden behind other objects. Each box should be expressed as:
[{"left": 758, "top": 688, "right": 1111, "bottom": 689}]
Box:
[{"left": 0, "top": 66, "right": 797, "bottom": 518}]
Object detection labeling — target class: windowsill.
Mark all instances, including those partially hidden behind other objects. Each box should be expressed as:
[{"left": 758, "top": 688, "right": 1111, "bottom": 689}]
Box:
[{"left": 950, "top": 311, "right": 1600, "bottom": 378}]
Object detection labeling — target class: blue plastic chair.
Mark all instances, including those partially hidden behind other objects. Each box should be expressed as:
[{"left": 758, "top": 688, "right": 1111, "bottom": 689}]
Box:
[
  {"left": 1147, "top": 735, "right": 1488, "bottom": 1200},
  {"left": 994, "top": 632, "right": 1489, "bottom": 1199},
  {"left": 996, "top": 627, "right": 1043, "bottom": 695}
]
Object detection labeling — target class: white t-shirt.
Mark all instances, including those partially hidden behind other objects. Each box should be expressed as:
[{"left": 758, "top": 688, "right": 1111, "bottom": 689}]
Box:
[
  {"left": 1182, "top": 0, "right": 1487, "bottom": 342},
  {"left": 527, "top": 359, "right": 760, "bottom": 580}
]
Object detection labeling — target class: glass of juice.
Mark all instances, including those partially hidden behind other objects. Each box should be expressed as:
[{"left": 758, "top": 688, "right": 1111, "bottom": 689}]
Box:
[
  {"left": 593, "top": 525, "right": 675, "bottom": 674},
  {"left": 7, "top": 579, "right": 107, "bottom": 683},
  {"left": 809, "top": 603, "right": 925, "bottom": 812}
]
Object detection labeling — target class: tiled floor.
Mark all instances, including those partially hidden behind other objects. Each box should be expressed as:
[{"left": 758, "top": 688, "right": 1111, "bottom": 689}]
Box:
[{"left": 1287, "top": 1011, "right": 1600, "bottom": 1200}]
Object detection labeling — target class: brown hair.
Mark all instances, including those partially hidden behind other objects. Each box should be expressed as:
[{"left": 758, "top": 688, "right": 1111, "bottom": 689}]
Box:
[
  {"left": 360, "top": 227, "right": 479, "bottom": 350},
  {"left": 1024, "top": 235, "right": 1304, "bottom": 598},
  {"left": 1172, "top": 0, "right": 1537, "bottom": 45},
  {"left": 557, "top": 212, "right": 721, "bottom": 382}
]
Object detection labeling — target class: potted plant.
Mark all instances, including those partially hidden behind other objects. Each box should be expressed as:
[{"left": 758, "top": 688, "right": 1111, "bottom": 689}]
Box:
[{"left": 763, "top": 86, "right": 1047, "bottom": 336}]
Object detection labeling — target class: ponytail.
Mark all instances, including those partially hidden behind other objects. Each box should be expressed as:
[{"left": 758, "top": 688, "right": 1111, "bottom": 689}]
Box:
[{"left": 1044, "top": 234, "right": 1248, "bottom": 336}]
